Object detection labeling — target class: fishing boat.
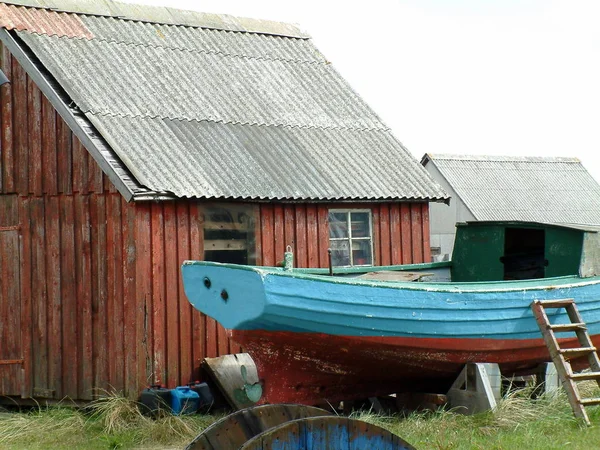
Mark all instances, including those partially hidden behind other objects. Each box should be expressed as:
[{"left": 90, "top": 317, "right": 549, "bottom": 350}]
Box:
[{"left": 182, "top": 221, "right": 600, "bottom": 405}]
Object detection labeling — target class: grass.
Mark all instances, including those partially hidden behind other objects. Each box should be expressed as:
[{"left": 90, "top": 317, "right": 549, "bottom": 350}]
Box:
[
  {"left": 0, "top": 394, "right": 217, "bottom": 450},
  {"left": 355, "top": 382, "right": 600, "bottom": 450},
  {"left": 2, "top": 384, "right": 600, "bottom": 449}
]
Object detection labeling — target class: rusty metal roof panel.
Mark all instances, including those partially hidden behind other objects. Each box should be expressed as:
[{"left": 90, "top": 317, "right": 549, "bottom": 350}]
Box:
[
  {"left": 6, "top": 3, "right": 447, "bottom": 201},
  {"left": 425, "top": 154, "right": 600, "bottom": 225}
]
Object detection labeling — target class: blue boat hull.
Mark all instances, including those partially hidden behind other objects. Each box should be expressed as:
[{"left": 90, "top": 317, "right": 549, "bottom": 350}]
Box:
[
  {"left": 182, "top": 262, "right": 600, "bottom": 339},
  {"left": 182, "top": 261, "right": 600, "bottom": 404}
]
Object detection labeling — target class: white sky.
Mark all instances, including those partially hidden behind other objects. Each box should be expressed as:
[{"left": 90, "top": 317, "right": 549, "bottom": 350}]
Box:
[{"left": 125, "top": 0, "right": 600, "bottom": 182}]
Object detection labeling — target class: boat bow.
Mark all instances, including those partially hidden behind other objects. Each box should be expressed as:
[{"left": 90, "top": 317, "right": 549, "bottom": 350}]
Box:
[{"left": 182, "top": 261, "right": 268, "bottom": 329}]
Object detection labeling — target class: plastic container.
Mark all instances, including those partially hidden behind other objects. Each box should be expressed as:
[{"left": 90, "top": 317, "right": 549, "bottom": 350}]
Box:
[
  {"left": 188, "top": 381, "right": 214, "bottom": 412},
  {"left": 139, "top": 385, "right": 172, "bottom": 416},
  {"left": 171, "top": 385, "right": 200, "bottom": 415}
]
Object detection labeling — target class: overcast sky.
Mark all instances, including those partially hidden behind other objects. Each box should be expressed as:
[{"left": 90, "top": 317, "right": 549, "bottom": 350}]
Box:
[{"left": 124, "top": 0, "right": 600, "bottom": 181}]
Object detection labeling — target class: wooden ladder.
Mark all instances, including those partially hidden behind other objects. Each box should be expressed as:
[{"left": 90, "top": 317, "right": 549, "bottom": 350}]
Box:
[{"left": 531, "top": 299, "right": 600, "bottom": 425}]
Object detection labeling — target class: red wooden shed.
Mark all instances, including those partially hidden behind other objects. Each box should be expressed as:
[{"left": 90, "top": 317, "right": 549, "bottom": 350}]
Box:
[{"left": 0, "top": 0, "right": 448, "bottom": 404}]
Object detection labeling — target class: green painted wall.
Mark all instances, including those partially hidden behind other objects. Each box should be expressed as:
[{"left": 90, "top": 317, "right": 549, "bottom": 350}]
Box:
[
  {"left": 545, "top": 227, "right": 583, "bottom": 277},
  {"left": 452, "top": 223, "right": 584, "bottom": 282},
  {"left": 451, "top": 224, "right": 505, "bottom": 281}
]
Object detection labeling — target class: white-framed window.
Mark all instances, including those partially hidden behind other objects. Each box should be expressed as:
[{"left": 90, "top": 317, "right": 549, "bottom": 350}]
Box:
[{"left": 328, "top": 209, "right": 373, "bottom": 267}]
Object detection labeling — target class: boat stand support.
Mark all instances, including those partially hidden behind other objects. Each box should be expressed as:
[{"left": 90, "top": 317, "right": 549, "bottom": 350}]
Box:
[
  {"left": 447, "top": 363, "right": 501, "bottom": 414},
  {"left": 533, "top": 362, "right": 560, "bottom": 396}
]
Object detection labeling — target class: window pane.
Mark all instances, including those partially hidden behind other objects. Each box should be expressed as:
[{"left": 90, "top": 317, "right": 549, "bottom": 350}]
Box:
[
  {"left": 328, "top": 210, "right": 373, "bottom": 267},
  {"left": 203, "top": 204, "right": 256, "bottom": 264},
  {"left": 350, "top": 212, "right": 370, "bottom": 238},
  {"left": 330, "top": 240, "right": 351, "bottom": 267},
  {"left": 352, "top": 240, "right": 373, "bottom": 266},
  {"left": 329, "top": 212, "right": 348, "bottom": 238}
]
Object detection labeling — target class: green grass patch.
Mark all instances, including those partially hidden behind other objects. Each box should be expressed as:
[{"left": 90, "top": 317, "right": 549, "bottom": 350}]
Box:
[
  {"left": 354, "top": 382, "right": 600, "bottom": 450},
  {"left": 2, "top": 385, "right": 600, "bottom": 449},
  {"left": 0, "top": 395, "right": 218, "bottom": 450}
]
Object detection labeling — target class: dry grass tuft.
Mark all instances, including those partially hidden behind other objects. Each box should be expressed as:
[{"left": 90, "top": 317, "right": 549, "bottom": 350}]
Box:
[
  {"left": 2, "top": 384, "right": 599, "bottom": 449},
  {"left": 0, "top": 392, "right": 217, "bottom": 449},
  {"left": 143, "top": 415, "right": 199, "bottom": 444},
  {"left": 349, "top": 381, "right": 600, "bottom": 449},
  {"left": 86, "top": 390, "right": 150, "bottom": 434},
  {"left": 0, "top": 406, "right": 85, "bottom": 446},
  {"left": 492, "top": 384, "right": 552, "bottom": 427},
  {"left": 85, "top": 390, "right": 217, "bottom": 447}
]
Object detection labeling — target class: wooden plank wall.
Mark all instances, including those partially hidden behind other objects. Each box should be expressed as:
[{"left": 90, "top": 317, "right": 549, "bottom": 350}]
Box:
[
  {"left": 14, "top": 195, "right": 218, "bottom": 400},
  {"left": 256, "top": 203, "right": 431, "bottom": 268},
  {"left": 0, "top": 42, "right": 432, "bottom": 402},
  {"left": 17, "top": 197, "right": 230, "bottom": 401},
  {"left": 0, "top": 195, "right": 21, "bottom": 396},
  {"left": 134, "top": 202, "right": 240, "bottom": 392},
  {"left": 0, "top": 44, "right": 223, "bottom": 400}
]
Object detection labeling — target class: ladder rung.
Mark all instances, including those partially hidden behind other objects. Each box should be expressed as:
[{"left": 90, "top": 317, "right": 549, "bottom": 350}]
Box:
[
  {"left": 560, "top": 347, "right": 597, "bottom": 358},
  {"left": 532, "top": 298, "right": 597, "bottom": 425},
  {"left": 536, "top": 299, "right": 575, "bottom": 308},
  {"left": 549, "top": 323, "right": 587, "bottom": 332},
  {"left": 571, "top": 372, "right": 600, "bottom": 381}
]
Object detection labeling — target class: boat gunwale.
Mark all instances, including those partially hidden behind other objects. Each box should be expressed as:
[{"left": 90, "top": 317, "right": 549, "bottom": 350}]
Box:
[{"left": 182, "top": 260, "right": 600, "bottom": 294}]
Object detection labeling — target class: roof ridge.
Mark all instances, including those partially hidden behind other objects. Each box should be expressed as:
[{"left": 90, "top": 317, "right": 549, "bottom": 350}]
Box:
[
  {"left": 1, "top": 0, "right": 309, "bottom": 38},
  {"left": 428, "top": 153, "right": 581, "bottom": 163},
  {"left": 27, "top": 29, "right": 324, "bottom": 65},
  {"left": 87, "top": 109, "right": 391, "bottom": 132}
]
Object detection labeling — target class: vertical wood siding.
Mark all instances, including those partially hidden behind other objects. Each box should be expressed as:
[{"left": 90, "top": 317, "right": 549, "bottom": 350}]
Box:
[
  {"left": 256, "top": 203, "right": 431, "bottom": 268},
  {"left": 0, "top": 195, "right": 21, "bottom": 396},
  {"left": 13, "top": 194, "right": 215, "bottom": 399},
  {"left": 0, "top": 44, "right": 214, "bottom": 399},
  {"left": 0, "top": 42, "right": 432, "bottom": 402}
]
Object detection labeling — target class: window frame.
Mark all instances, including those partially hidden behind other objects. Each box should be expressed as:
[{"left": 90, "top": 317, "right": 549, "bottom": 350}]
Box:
[
  {"left": 202, "top": 203, "right": 258, "bottom": 265},
  {"left": 328, "top": 208, "right": 374, "bottom": 267}
]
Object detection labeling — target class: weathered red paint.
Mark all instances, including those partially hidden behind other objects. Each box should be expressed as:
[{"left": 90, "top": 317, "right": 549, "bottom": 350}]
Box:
[
  {"left": 317, "top": 206, "right": 329, "bottom": 267},
  {"left": 18, "top": 197, "right": 32, "bottom": 399},
  {"left": 0, "top": 41, "right": 435, "bottom": 403},
  {"left": 256, "top": 202, "right": 434, "bottom": 269},
  {"left": 13, "top": 52, "right": 27, "bottom": 194},
  {"left": 1, "top": 43, "right": 13, "bottom": 192},
  {"left": 0, "top": 222, "right": 20, "bottom": 396},
  {"left": 234, "top": 329, "right": 600, "bottom": 405},
  {"left": 0, "top": 4, "right": 94, "bottom": 39},
  {"left": 294, "top": 204, "right": 308, "bottom": 268}
]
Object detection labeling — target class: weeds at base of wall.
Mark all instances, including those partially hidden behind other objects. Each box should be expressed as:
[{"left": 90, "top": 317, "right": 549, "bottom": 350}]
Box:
[
  {"left": 2, "top": 384, "right": 600, "bottom": 449},
  {"left": 0, "top": 391, "right": 217, "bottom": 449}
]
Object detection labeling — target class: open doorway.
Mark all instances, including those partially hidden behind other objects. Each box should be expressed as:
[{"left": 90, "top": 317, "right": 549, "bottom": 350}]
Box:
[{"left": 502, "top": 228, "right": 546, "bottom": 280}]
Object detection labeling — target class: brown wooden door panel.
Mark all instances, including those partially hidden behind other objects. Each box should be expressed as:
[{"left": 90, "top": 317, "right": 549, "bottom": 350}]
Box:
[{"left": 0, "top": 229, "right": 22, "bottom": 396}]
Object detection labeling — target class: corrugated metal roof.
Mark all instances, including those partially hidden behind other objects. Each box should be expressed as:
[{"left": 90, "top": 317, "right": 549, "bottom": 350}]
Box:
[
  {"left": 2, "top": 0, "right": 309, "bottom": 38},
  {"left": 0, "top": 3, "right": 93, "bottom": 37},
  {"left": 4, "top": 2, "right": 447, "bottom": 201},
  {"left": 80, "top": 15, "right": 322, "bottom": 62},
  {"left": 424, "top": 154, "right": 600, "bottom": 225},
  {"left": 19, "top": 31, "right": 366, "bottom": 129},
  {"left": 85, "top": 114, "right": 435, "bottom": 200}
]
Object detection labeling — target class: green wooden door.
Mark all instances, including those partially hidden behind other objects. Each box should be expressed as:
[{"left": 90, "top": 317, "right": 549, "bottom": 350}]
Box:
[{"left": 452, "top": 225, "right": 505, "bottom": 282}]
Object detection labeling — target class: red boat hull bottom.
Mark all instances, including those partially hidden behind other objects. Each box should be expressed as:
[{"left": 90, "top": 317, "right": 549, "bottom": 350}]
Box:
[{"left": 232, "top": 330, "right": 600, "bottom": 405}]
